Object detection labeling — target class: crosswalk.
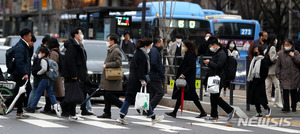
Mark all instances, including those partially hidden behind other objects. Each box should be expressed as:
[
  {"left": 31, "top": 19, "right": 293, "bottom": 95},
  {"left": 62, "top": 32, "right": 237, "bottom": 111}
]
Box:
[{"left": 0, "top": 106, "right": 300, "bottom": 133}]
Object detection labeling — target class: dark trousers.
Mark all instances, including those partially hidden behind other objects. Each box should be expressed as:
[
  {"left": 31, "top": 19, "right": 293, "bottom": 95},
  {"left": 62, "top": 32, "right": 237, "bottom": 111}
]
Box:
[
  {"left": 103, "top": 91, "right": 123, "bottom": 115},
  {"left": 255, "top": 103, "right": 269, "bottom": 113},
  {"left": 150, "top": 79, "right": 164, "bottom": 110},
  {"left": 210, "top": 93, "right": 233, "bottom": 118},
  {"left": 297, "top": 88, "right": 300, "bottom": 102},
  {"left": 173, "top": 96, "right": 206, "bottom": 114},
  {"left": 282, "top": 89, "right": 298, "bottom": 109},
  {"left": 5, "top": 74, "right": 26, "bottom": 114},
  {"left": 79, "top": 80, "right": 88, "bottom": 112},
  {"left": 60, "top": 102, "right": 76, "bottom": 116},
  {"left": 44, "top": 97, "right": 64, "bottom": 111}
]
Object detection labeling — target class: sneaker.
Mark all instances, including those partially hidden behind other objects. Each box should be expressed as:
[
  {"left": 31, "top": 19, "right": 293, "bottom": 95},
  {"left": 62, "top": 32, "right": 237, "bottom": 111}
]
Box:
[
  {"left": 136, "top": 109, "right": 141, "bottom": 114},
  {"left": 204, "top": 91, "right": 209, "bottom": 96},
  {"left": 40, "top": 110, "right": 51, "bottom": 114},
  {"left": 165, "top": 112, "right": 176, "bottom": 118},
  {"left": 116, "top": 117, "right": 129, "bottom": 125},
  {"left": 53, "top": 104, "right": 62, "bottom": 118},
  {"left": 97, "top": 113, "right": 111, "bottom": 119},
  {"left": 254, "top": 113, "right": 263, "bottom": 117},
  {"left": 142, "top": 110, "right": 147, "bottom": 116},
  {"left": 152, "top": 115, "right": 164, "bottom": 126},
  {"left": 196, "top": 113, "right": 207, "bottom": 118},
  {"left": 227, "top": 108, "right": 236, "bottom": 121},
  {"left": 81, "top": 110, "right": 94, "bottom": 116},
  {"left": 16, "top": 113, "right": 30, "bottom": 119},
  {"left": 265, "top": 108, "right": 271, "bottom": 117},
  {"left": 282, "top": 108, "right": 290, "bottom": 112},
  {"left": 69, "top": 116, "right": 84, "bottom": 121},
  {"left": 205, "top": 116, "right": 217, "bottom": 121},
  {"left": 24, "top": 107, "right": 35, "bottom": 113}
]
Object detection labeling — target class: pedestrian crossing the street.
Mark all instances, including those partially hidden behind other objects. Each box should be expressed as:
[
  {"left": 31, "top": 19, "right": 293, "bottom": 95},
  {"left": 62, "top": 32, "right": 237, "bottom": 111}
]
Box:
[{"left": 0, "top": 106, "right": 300, "bottom": 134}]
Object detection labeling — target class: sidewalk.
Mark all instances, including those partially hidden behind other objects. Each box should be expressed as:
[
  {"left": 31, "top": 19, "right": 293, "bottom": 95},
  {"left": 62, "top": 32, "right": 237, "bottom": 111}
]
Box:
[{"left": 159, "top": 85, "right": 300, "bottom": 119}]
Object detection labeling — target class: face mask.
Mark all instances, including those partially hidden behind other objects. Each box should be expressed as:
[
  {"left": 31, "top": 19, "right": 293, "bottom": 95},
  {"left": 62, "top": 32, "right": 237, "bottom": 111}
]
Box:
[
  {"left": 205, "top": 37, "right": 209, "bottom": 41},
  {"left": 78, "top": 34, "right": 84, "bottom": 41},
  {"left": 182, "top": 47, "right": 187, "bottom": 52},
  {"left": 274, "top": 39, "right": 278, "bottom": 45},
  {"left": 284, "top": 47, "right": 292, "bottom": 51},
  {"left": 146, "top": 49, "right": 150, "bottom": 54},
  {"left": 209, "top": 47, "right": 216, "bottom": 52},
  {"left": 253, "top": 52, "right": 258, "bottom": 56},
  {"left": 230, "top": 44, "right": 235, "bottom": 48},
  {"left": 106, "top": 42, "right": 110, "bottom": 47},
  {"left": 176, "top": 39, "right": 182, "bottom": 44},
  {"left": 38, "top": 54, "right": 42, "bottom": 59}
]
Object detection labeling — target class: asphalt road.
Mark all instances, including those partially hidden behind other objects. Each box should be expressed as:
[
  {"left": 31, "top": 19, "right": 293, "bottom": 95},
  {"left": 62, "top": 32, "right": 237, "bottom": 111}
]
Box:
[{"left": 0, "top": 97, "right": 300, "bottom": 134}]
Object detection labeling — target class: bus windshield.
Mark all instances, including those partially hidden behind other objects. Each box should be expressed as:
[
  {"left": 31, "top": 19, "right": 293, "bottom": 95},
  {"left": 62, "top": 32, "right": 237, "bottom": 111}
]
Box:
[{"left": 213, "top": 22, "right": 255, "bottom": 40}]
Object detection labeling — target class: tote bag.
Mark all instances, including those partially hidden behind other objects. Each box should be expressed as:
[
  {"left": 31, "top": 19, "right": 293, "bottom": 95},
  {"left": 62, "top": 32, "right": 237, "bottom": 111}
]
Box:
[
  {"left": 63, "top": 80, "right": 84, "bottom": 104},
  {"left": 134, "top": 86, "right": 150, "bottom": 110},
  {"left": 207, "top": 76, "right": 220, "bottom": 94}
]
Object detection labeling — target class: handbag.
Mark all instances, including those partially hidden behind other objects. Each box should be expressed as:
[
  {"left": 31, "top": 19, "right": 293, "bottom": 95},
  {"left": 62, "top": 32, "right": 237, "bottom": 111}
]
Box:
[
  {"left": 105, "top": 67, "right": 123, "bottom": 80},
  {"left": 176, "top": 78, "right": 187, "bottom": 88},
  {"left": 134, "top": 86, "right": 150, "bottom": 110},
  {"left": 63, "top": 80, "right": 84, "bottom": 104},
  {"left": 207, "top": 75, "right": 220, "bottom": 94}
]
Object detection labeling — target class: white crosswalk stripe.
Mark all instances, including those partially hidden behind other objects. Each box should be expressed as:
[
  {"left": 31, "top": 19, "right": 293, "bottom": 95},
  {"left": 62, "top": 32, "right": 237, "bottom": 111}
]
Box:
[
  {"left": 132, "top": 122, "right": 190, "bottom": 133},
  {"left": 19, "top": 119, "right": 68, "bottom": 128},
  {"left": 25, "top": 113, "right": 62, "bottom": 120},
  {"left": 127, "top": 115, "right": 172, "bottom": 123},
  {"left": 192, "top": 123, "right": 252, "bottom": 132},
  {"left": 78, "top": 121, "right": 129, "bottom": 129},
  {"left": 0, "top": 116, "right": 8, "bottom": 119}
]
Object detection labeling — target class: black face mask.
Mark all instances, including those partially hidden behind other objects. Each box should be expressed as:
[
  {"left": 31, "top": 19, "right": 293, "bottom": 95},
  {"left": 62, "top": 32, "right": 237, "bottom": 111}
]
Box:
[{"left": 253, "top": 52, "right": 258, "bottom": 56}]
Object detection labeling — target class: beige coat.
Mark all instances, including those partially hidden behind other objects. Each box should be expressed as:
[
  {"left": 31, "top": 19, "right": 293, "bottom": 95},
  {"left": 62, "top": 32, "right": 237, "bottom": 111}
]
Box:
[
  {"left": 100, "top": 45, "right": 122, "bottom": 91},
  {"left": 267, "top": 46, "right": 278, "bottom": 75},
  {"left": 45, "top": 48, "right": 65, "bottom": 97},
  {"left": 275, "top": 50, "right": 300, "bottom": 90}
]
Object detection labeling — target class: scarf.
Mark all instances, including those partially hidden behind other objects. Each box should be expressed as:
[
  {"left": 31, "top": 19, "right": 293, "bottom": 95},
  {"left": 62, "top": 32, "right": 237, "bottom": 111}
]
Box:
[
  {"left": 140, "top": 47, "right": 150, "bottom": 73},
  {"left": 247, "top": 55, "right": 264, "bottom": 82}
]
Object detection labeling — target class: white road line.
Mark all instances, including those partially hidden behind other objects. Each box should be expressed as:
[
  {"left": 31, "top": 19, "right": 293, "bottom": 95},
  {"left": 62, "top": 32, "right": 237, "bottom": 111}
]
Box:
[
  {"left": 132, "top": 122, "right": 190, "bottom": 133},
  {"left": 19, "top": 119, "right": 68, "bottom": 128},
  {"left": 0, "top": 116, "right": 9, "bottom": 119},
  {"left": 177, "top": 116, "right": 226, "bottom": 124},
  {"left": 192, "top": 123, "right": 252, "bottom": 132},
  {"left": 80, "top": 116, "right": 115, "bottom": 122},
  {"left": 25, "top": 113, "right": 61, "bottom": 120},
  {"left": 127, "top": 115, "right": 173, "bottom": 123},
  {"left": 250, "top": 125, "right": 300, "bottom": 133},
  {"left": 78, "top": 121, "right": 129, "bottom": 129},
  {"left": 0, "top": 125, "right": 3, "bottom": 127}
]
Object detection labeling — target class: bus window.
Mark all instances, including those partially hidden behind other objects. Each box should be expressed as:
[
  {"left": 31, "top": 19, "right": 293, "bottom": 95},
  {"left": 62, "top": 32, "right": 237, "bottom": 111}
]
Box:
[{"left": 213, "top": 22, "right": 255, "bottom": 40}]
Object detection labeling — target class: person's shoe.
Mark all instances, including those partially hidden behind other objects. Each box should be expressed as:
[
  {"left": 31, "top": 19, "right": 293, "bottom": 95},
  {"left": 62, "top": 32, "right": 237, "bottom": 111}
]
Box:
[
  {"left": 16, "top": 113, "right": 30, "bottom": 119},
  {"left": 53, "top": 104, "right": 62, "bottom": 118},
  {"left": 204, "top": 91, "right": 209, "bottom": 96},
  {"left": 24, "top": 107, "right": 35, "bottom": 113},
  {"left": 254, "top": 113, "right": 263, "bottom": 117},
  {"left": 97, "top": 113, "right": 111, "bottom": 119},
  {"left": 265, "top": 108, "right": 271, "bottom": 117},
  {"left": 292, "top": 108, "right": 297, "bottom": 112},
  {"left": 69, "top": 116, "right": 84, "bottom": 121},
  {"left": 205, "top": 116, "right": 217, "bottom": 121},
  {"left": 227, "top": 108, "right": 236, "bottom": 121},
  {"left": 40, "top": 110, "right": 51, "bottom": 114},
  {"left": 282, "top": 108, "right": 290, "bottom": 112},
  {"left": 81, "top": 110, "right": 94, "bottom": 116},
  {"left": 136, "top": 109, "right": 141, "bottom": 114},
  {"left": 165, "top": 112, "right": 176, "bottom": 118},
  {"left": 142, "top": 110, "right": 147, "bottom": 116},
  {"left": 116, "top": 117, "right": 129, "bottom": 125},
  {"left": 196, "top": 113, "right": 207, "bottom": 118},
  {"left": 35, "top": 106, "right": 42, "bottom": 110},
  {"left": 152, "top": 115, "right": 164, "bottom": 126}
]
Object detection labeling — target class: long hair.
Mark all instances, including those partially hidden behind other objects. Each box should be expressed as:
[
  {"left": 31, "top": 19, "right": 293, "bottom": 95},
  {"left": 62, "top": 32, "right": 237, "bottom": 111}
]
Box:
[
  {"left": 226, "top": 40, "right": 238, "bottom": 51},
  {"left": 136, "top": 38, "right": 152, "bottom": 49},
  {"left": 266, "top": 34, "right": 277, "bottom": 55},
  {"left": 183, "top": 40, "right": 197, "bottom": 57}
]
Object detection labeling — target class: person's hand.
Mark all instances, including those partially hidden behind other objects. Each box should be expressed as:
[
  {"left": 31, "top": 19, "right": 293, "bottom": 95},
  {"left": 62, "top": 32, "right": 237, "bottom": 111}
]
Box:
[
  {"left": 203, "top": 59, "right": 210, "bottom": 65},
  {"left": 72, "top": 77, "right": 78, "bottom": 80},
  {"left": 129, "top": 39, "right": 133, "bottom": 43},
  {"left": 142, "top": 83, "right": 147, "bottom": 87},
  {"left": 179, "top": 74, "right": 184, "bottom": 79},
  {"left": 23, "top": 74, "right": 28, "bottom": 80},
  {"left": 289, "top": 51, "right": 294, "bottom": 57},
  {"left": 103, "top": 64, "right": 106, "bottom": 69}
]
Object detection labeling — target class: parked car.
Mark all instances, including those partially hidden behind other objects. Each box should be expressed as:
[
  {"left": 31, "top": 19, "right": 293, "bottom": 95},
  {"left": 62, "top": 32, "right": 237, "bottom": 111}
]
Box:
[
  {"left": 61, "top": 40, "right": 130, "bottom": 97},
  {"left": 0, "top": 38, "right": 6, "bottom": 46},
  {"left": 0, "top": 46, "right": 16, "bottom": 99}
]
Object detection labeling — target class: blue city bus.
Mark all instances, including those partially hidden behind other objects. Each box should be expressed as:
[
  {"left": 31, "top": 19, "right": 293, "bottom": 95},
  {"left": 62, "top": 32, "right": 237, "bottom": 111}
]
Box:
[
  {"left": 127, "top": 1, "right": 211, "bottom": 45},
  {"left": 207, "top": 15, "right": 261, "bottom": 58}
]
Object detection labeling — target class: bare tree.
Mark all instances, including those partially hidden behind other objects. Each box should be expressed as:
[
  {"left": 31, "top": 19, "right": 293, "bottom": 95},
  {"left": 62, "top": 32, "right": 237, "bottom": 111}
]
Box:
[
  {"left": 211, "top": 0, "right": 230, "bottom": 11},
  {"left": 236, "top": 0, "right": 263, "bottom": 20}
]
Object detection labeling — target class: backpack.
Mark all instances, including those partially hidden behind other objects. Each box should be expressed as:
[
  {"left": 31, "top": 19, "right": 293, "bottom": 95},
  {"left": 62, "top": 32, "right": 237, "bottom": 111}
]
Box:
[
  {"left": 45, "top": 59, "right": 59, "bottom": 81},
  {"left": 50, "top": 50, "right": 64, "bottom": 73},
  {"left": 225, "top": 56, "right": 237, "bottom": 81},
  {"left": 5, "top": 46, "right": 15, "bottom": 74}
]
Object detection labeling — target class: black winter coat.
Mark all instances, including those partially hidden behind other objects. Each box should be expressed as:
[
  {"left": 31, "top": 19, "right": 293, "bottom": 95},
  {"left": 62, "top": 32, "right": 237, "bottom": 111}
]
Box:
[
  {"left": 13, "top": 39, "right": 33, "bottom": 76},
  {"left": 172, "top": 51, "right": 198, "bottom": 101},
  {"left": 62, "top": 38, "right": 88, "bottom": 81},
  {"left": 149, "top": 46, "right": 164, "bottom": 79},
  {"left": 125, "top": 49, "right": 149, "bottom": 103},
  {"left": 205, "top": 48, "right": 227, "bottom": 89},
  {"left": 247, "top": 58, "right": 269, "bottom": 105}
]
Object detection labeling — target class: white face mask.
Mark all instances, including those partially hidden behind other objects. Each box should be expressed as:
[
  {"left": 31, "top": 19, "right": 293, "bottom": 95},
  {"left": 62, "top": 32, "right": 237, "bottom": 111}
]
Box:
[
  {"left": 209, "top": 47, "right": 216, "bottom": 52},
  {"left": 106, "top": 42, "right": 110, "bottom": 47},
  {"left": 38, "top": 54, "right": 42, "bottom": 59},
  {"left": 230, "top": 44, "right": 235, "bottom": 48},
  {"left": 274, "top": 39, "right": 278, "bottom": 45},
  {"left": 205, "top": 37, "right": 209, "bottom": 41},
  {"left": 176, "top": 39, "right": 182, "bottom": 44},
  {"left": 284, "top": 46, "right": 292, "bottom": 51},
  {"left": 79, "top": 34, "right": 84, "bottom": 41},
  {"left": 146, "top": 49, "right": 150, "bottom": 54}
]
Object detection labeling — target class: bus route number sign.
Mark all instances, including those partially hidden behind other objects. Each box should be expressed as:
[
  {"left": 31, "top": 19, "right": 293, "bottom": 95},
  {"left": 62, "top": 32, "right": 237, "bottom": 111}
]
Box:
[{"left": 240, "top": 29, "right": 252, "bottom": 36}]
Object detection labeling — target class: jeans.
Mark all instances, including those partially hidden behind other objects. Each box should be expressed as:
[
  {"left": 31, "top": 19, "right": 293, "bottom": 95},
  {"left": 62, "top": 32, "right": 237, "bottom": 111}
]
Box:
[
  {"left": 120, "top": 100, "right": 154, "bottom": 118},
  {"left": 29, "top": 79, "right": 57, "bottom": 109},
  {"left": 27, "top": 87, "right": 37, "bottom": 107},
  {"left": 86, "top": 94, "right": 92, "bottom": 111}
]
